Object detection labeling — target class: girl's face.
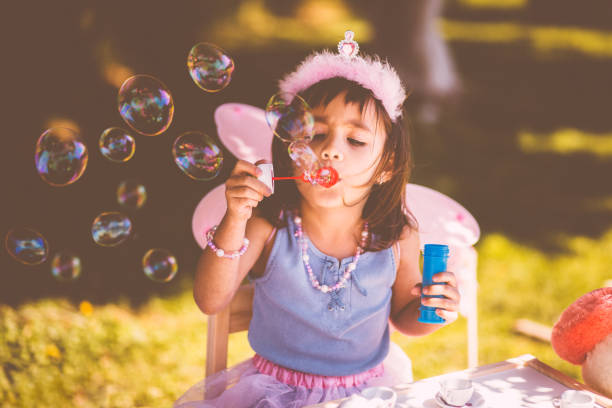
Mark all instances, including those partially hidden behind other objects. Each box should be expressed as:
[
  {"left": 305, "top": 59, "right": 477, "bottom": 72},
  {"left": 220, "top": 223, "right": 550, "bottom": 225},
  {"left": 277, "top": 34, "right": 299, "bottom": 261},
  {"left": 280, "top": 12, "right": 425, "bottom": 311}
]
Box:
[{"left": 295, "top": 92, "right": 387, "bottom": 209}]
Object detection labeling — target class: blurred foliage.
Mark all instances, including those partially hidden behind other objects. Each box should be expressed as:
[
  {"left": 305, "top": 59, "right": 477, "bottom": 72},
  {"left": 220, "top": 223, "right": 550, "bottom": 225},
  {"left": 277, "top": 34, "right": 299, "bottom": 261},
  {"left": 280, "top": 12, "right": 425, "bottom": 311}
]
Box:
[
  {"left": 457, "top": 0, "right": 528, "bottom": 9},
  {"left": 441, "top": 20, "right": 612, "bottom": 57},
  {"left": 0, "top": 289, "right": 206, "bottom": 407},
  {"left": 205, "top": 0, "right": 372, "bottom": 49},
  {"left": 518, "top": 128, "right": 612, "bottom": 158},
  {"left": 2, "top": 230, "right": 610, "bottom": 406}
]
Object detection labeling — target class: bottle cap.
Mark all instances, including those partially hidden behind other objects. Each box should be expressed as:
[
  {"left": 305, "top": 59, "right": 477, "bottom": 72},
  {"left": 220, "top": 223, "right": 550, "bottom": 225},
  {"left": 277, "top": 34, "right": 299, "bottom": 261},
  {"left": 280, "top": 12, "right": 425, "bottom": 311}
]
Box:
[
  {"left": 256, "top": 163, "right": 274, "bottom": 194},
  {"left": 418, "top": 307, "right": 446, "bottom": 324},
  {"left": 423, "top": 244, "right": 449, "bottom": 257}
]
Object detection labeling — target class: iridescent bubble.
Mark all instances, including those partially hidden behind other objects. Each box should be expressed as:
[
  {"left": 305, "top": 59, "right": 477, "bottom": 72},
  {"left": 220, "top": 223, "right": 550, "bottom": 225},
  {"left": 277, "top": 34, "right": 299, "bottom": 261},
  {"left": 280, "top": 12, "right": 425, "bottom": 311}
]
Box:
[
  {"left": 117, "top": 180, "right": 147, "bottom": 210},
  {"left": 99, "top": 127, "right": 135, "bottom": 162},
  {"left": 91, "top": 212, "right": 132, "bottom": 247},
  {"left": 265, "top": 92, "right": 314, "bottom": 143},
  {"left": 51, "top": 251, "right": 82, "bottom": 281},
  {"left": 4, "top": 228, "right": 49, "bottom": 265},
  {"left": 142, "top": 248, "right": 178, "bottom": 282},
  {"left": 35, "top": 127, "right": 88, "bottom": 187},
  {"left": 187, "top": 43, "right": 234, "bottom": 92},
  {"left": 172, "top": 131, "right": 223, "bottom": 180},
  {"left": 288, "top": 140, "right": 320, "bottom": 174},
  {"left": 117, "top": 74, "right": 174, "bottom": 136}
]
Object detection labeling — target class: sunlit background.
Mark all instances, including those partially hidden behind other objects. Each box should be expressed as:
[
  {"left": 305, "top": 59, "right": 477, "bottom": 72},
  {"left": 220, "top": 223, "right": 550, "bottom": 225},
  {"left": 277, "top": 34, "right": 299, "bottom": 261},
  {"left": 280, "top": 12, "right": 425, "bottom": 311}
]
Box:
[{"left": 1, "top": 0, "right": 611, "bottom": 406}]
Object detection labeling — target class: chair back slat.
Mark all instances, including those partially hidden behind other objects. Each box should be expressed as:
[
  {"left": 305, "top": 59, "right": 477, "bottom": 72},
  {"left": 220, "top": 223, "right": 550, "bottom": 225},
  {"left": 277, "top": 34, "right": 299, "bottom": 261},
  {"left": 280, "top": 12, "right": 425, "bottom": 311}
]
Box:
[{"left": 205, "top": 283, "right": 255, "bottom": 377}]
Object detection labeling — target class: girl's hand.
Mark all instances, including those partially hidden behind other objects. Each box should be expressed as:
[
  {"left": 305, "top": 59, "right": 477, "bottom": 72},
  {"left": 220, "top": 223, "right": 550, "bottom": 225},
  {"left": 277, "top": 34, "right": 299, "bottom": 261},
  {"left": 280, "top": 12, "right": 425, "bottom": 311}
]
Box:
[
  {"left": 225, "top": 160, "right": 272, "bottom": 222},
  {"left": 410, "top": 271, "right": 461, "bottom": 324}
]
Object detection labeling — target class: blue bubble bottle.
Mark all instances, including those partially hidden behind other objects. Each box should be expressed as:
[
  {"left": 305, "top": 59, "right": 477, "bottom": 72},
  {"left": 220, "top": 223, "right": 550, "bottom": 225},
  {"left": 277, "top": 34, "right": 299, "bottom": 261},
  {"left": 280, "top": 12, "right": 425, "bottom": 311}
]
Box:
[{"left": 418, "top": 244, "right": 449, "bottom": 324}]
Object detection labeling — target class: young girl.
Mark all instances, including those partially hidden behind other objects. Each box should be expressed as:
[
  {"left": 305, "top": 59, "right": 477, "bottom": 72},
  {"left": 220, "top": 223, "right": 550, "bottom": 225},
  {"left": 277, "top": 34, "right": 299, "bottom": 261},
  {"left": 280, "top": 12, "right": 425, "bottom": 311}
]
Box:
[{"left": 176, "top": 31, "right": 461, "bottom": 408}]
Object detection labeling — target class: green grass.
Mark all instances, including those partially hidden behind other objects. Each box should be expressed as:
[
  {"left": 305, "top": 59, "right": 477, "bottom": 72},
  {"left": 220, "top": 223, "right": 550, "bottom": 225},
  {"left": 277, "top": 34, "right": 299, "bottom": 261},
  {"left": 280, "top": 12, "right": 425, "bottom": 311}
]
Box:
[{"left": 1, "top": 230, "right": 611, "bottom": 407}]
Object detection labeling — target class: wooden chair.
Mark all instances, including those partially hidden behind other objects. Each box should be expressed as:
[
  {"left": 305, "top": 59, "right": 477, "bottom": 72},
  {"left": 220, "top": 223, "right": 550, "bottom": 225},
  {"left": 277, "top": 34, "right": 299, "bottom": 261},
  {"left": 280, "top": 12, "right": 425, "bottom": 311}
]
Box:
[{"left": 206, "top": 283, "right": 255, "bottom": 377}]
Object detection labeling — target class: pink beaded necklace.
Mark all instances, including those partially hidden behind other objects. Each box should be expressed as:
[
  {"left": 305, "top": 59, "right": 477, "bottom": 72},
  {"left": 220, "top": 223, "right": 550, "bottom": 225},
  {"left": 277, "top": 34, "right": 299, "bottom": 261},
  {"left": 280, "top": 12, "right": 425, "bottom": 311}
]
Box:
[{"left": 294, "top": 215, "right": 369, "bottom": 294}]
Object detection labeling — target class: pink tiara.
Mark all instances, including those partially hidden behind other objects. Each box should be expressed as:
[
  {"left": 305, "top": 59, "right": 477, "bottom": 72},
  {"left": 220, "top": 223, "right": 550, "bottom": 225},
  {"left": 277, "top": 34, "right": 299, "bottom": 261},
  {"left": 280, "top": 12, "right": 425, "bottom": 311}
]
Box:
[{"left": 279, "top": 31, "right": 407, "bottom": 122}]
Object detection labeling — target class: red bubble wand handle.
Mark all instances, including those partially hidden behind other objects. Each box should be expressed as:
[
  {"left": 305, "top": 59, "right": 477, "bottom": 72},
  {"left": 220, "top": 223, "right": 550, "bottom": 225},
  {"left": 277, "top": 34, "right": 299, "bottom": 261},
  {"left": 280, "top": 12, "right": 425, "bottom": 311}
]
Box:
[{"left": 272, "top": 166, "right": 339, "bottom": 188}]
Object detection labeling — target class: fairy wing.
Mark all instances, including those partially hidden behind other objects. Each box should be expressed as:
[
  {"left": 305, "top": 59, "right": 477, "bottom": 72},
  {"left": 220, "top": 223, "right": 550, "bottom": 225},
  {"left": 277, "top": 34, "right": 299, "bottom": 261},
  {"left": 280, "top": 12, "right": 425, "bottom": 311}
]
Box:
[
  {"left": 405, "top": 183, "right": 480, "bottom": 248},
  {"left": 192, "top": 183, "right": 226, "bottom": 250},
  {"left": 214, "top": 103, "right": 273, "bottom": 163},
  {"left": 192, "top": 103, "right": 271, "bottom": 249}
]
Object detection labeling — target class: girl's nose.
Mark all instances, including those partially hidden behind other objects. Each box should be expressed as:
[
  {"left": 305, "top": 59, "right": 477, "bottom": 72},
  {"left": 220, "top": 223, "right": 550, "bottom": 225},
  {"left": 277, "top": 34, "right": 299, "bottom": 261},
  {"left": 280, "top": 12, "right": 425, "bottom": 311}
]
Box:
[{"left": 320, "top": 139, "right": 344, "bottom": 161}]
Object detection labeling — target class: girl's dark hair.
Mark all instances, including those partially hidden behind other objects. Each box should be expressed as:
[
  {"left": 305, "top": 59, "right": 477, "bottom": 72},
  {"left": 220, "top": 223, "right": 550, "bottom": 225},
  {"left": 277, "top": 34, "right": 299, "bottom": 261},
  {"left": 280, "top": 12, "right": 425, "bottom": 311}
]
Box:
[{"left": 259, "top": 77, "right": 417, "bottom": 251}]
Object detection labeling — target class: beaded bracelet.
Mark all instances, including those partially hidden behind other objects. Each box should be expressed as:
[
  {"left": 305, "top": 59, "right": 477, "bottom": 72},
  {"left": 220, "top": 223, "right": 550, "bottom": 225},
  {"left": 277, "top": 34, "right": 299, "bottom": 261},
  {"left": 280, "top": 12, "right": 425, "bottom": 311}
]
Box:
[{"left": 205, "top": 225, "right": 250, "bottom": 259}]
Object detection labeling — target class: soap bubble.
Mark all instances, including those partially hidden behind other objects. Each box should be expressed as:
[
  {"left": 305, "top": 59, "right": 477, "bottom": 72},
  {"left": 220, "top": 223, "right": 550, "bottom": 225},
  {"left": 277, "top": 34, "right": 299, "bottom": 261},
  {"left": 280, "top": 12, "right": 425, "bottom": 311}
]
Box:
[
  {"left": 51, "top": 251, "right": 82, "bottom": 281},
  {"left": 99, "top": 127, "right": 135, "bottom": 162},
  {"left": 117, "top": 180, "right": 147, "bottom": 209},
  {"left": 35, "top": 127, "right": 88, "bottom": 187},
  {"left": 118, "top": 74, "right": 174, "bottom": 136},
  {"left": 265, "top": 92, "right": 314, "bottom": 143},
  {"left": 142, "top": 248, "right": 178, "bottom": 282},
  {"left": 172, "top": 131, "right": 223, "bottom": 180},
  {"left": 288, "top": 140, "right": 320, "bottom": 174},
  {"left": 91, "top": 212, "right": 132, "bottom": 247},
  {"left": 187, "top": 43, "right": 234, "bottom": 92},
  {"left": 4, "top": 228, "right": 49, "bottom": 265}
]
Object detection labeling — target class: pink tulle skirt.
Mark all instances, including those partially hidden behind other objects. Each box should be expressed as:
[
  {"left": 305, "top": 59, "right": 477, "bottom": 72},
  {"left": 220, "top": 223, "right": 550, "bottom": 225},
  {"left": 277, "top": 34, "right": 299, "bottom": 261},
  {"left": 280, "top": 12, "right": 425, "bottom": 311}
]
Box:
[{"left": 174, "top": 342, "right": 413, "bottom": 408}]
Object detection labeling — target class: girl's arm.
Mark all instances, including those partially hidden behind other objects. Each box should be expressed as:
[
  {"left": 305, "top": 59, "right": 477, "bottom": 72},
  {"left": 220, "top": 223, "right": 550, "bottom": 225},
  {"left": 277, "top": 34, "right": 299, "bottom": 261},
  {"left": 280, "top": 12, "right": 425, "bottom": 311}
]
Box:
[
  {"left": 193, "top": 160, "right": 273, "bottom": 315},
  {"left": 389, "top": 226, "right": 461, "bottom": 336}
]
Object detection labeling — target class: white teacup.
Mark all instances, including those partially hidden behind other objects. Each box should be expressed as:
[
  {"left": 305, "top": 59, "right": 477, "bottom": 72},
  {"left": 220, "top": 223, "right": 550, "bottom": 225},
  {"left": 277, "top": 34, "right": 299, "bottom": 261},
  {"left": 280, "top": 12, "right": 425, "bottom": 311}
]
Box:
[
  {"left": 560, "top": 390, "right": 594, "bottom": 408},
  {"left": 360, "top": 386, "right": 397, "bottom": 408},
  {"left": 440, "top": 378, "right": 474, "bottom": 406}
]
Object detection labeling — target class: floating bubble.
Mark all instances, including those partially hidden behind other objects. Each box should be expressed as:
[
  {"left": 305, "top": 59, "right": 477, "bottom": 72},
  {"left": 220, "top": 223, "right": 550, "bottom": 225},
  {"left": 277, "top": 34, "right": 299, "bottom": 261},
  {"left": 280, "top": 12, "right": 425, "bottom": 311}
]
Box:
[
  {"left": 91, "top": 212, "right": 132, "bottom": 247},
  {"left": 288, "top": 140, "right": 320, "bottom": 174},
  {"left": 35, "top": 127, "right": 88, "bottom": 187},
  {"left": 5, "top": 228, "right": 49, "bottom": 265},
  {"left": 117, "top": 75, "right": 174, "bottom": 136},
  {"left": 142, "top": 248, "right": 178, "bottom": 282},
  {"left": 99, "top": 127, "right": 135, "bottom": 162},
  {"left": 187, "top": 43, "right": 234, "bottom": 92},
  {"left": 117, "top": 180, "right": 147, "bottom": 209},
  {"left": 51, "top": 251, "right": 82, "bottom": 281},
  {"left": 172, "top": 131, "right": 223, "bottom": 180},
  {"left": 265, "top": 92, "right": 314, "bottom": 143}
]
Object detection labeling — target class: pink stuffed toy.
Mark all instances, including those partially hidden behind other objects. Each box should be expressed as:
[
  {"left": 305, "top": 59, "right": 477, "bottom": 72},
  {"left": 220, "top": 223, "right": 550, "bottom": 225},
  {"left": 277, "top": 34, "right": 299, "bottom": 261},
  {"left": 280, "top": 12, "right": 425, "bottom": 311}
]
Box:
[{"left": 551, "top": 287, "right": 612, "bottom": 398}]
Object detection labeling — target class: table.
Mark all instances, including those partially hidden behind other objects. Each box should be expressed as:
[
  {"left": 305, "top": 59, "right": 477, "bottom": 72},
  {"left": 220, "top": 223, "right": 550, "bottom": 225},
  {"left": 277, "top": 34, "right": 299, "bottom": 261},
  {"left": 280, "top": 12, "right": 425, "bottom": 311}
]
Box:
[{"left": 306, "top": 354, "right": 612, "bottom": 408}]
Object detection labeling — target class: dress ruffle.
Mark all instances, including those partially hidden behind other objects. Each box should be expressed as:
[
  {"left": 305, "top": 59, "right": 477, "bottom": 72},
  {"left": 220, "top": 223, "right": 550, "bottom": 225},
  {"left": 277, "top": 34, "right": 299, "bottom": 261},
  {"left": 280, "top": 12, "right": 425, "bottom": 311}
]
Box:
[
  {"left": 174, "top": 342, "right": 413, "bottom": 408},
  {"left": 252, "top": 354, "right": 384, "bottom": 389}
]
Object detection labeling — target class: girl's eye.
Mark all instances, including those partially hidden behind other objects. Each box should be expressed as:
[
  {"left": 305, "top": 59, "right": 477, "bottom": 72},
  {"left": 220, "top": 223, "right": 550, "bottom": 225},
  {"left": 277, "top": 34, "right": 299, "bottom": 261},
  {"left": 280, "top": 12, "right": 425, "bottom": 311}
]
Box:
[
  {"left": 348, "top": 138, "right": 366, "bottom": 147},
  {"left": 312, "top": 133, "right": 325, "bottom": 140}
]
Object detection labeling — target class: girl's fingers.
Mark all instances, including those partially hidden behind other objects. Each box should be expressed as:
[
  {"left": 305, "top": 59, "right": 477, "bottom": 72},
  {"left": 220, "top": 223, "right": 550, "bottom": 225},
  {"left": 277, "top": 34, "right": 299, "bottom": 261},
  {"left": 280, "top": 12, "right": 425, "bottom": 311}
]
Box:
[
  {"left": 423, "top": 284, "right": 460, "bottom": 302},
  {"left": 422, "top": 296, "right": 458, "bottom": 311},
  {"left": 227, "top": 186, "right": 265, "bottom": 202},
  {"left": 226, "top": 175, "right": 272, "bottom": 197},
  {"left": 235, "top": 197, "right": 259, "bottom": 208},
  {"left": 254, "top": 159, "right": 271, "bottom": 166},
  {"left": 436, "top": 309, "right": 459, "bottom": 323},
  {"left": 432, "top": 271, "right": 458, "bottom": 287},
  {"left": 228, "top": 197, "right": 259, "bottom": 211}
]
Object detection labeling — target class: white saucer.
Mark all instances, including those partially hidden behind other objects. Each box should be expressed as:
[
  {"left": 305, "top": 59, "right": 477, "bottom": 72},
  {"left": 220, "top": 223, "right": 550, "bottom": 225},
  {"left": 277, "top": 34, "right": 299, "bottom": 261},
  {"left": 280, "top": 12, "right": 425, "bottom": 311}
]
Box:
[{"left": 434, "top": 391, "right": 485, "bottom": 408}]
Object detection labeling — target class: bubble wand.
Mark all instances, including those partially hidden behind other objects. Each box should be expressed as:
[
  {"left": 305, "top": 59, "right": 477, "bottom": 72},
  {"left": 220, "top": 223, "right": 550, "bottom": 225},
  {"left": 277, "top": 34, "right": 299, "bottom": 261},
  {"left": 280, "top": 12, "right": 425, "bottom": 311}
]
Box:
[{"left": 257, "top": 163, "right": 340, "bottom": 193}]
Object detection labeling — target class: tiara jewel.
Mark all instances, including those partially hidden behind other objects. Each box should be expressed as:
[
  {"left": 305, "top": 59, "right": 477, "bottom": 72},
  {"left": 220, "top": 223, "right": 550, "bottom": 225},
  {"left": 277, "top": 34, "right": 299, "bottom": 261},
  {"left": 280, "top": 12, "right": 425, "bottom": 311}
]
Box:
[{"left": 337, "top": 30, "right": 359, "bottom": 58}]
